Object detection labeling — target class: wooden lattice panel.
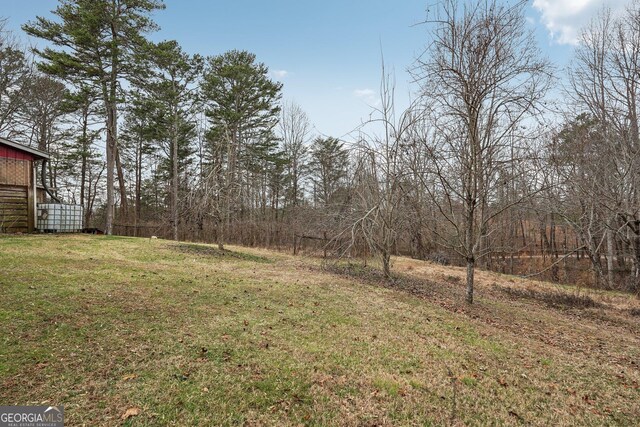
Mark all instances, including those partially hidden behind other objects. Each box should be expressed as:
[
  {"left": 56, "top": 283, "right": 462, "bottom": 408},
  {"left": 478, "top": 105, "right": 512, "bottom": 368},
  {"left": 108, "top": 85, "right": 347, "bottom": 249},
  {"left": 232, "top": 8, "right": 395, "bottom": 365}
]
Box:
[{"left": 0, "top": 158, "right": 31, "bottom": 187}]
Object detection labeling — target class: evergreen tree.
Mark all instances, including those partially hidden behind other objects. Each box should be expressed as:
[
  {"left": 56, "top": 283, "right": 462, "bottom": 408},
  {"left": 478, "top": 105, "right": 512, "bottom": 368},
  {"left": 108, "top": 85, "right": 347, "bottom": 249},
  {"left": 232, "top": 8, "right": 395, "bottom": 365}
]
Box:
[
  {"left": 120, "top": 89, "right": 156, "bottom": 231},
  {"left": 201, "top": 50, "right": 282, "bottom": 248},
  {"left": 143, "top": 40, "right": 202, "bottom": 240},
  {"left": 309, "top": 137, "right": 349, "bottom": 207},
  {"left": 24, "top": 0, "right": 165, "bottom": 233},
  {"left": 63, "top": 86, "right": 103, "bottom": 224}
]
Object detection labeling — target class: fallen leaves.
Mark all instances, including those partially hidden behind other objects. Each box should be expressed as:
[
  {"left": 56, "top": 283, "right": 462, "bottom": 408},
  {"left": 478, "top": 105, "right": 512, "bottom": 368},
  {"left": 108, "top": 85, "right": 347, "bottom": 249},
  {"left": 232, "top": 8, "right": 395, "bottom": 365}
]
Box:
[{"left": 121, "top": 407, "right": 141, "bottom": 420}]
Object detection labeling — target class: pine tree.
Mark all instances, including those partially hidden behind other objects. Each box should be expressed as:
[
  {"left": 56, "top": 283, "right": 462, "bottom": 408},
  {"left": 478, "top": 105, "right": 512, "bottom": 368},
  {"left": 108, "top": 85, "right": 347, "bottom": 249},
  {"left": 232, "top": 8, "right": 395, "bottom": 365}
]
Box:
[
  {"left": 59, "top": 86, "right": 103, "bottom": 224},
  {"left": 120, "top": 89, "right": 156, "bottom": 232},
  {"left": 201, "top": 50, "right": 282, "bottom": 248},
  {"left": 24, "top": 0, "right": 165, "bottom": 234},
  {"left": 143, "top": 40, "right": 202, "bottom": 240},
  {"left": 309, "top": 137, "right": 349, "bottom": 207}
]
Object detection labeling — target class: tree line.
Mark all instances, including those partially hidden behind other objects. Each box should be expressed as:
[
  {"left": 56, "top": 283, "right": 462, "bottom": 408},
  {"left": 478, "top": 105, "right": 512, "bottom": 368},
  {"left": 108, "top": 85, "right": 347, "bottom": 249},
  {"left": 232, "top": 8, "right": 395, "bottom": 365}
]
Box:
[{"left": 1, "top": 0, "right": 639, "bottom": 302}]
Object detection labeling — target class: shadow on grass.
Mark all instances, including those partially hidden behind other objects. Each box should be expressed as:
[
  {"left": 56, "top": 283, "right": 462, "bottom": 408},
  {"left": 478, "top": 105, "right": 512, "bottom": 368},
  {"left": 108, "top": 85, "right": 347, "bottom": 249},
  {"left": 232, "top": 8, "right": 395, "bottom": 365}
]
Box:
[
  {"left": 498, "top": 286, "right": 604, "bottom": 310},
  {"left": 100, "top": 235, "right": 134, "bottom": 241},
  {"left": 171, "top": 243, "right": 272, "bottom": 263},
  {"left": 324, "top": 262, "right": 608, "bottom": 314},
  {"left": 628, "top": 307, "right": 640, "bottom": 317},
  {"left": 322, "top": 262, "right": 466, "bottom": 302}
]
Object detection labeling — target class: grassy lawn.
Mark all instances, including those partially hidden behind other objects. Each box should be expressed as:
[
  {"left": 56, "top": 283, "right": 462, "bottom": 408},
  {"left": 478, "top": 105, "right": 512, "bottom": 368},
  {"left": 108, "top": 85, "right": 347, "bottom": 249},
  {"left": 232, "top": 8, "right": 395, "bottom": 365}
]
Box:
[{"left": 1, "top": 234, "right": 639, "bottom": 426}]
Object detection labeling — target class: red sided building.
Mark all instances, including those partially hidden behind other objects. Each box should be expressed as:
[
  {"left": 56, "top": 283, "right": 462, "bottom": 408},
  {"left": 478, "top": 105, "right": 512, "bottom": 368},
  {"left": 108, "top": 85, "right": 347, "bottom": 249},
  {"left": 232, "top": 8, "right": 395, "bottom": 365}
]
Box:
[{"left": 0, "top": 137, "right": 49, "bottom": 233}]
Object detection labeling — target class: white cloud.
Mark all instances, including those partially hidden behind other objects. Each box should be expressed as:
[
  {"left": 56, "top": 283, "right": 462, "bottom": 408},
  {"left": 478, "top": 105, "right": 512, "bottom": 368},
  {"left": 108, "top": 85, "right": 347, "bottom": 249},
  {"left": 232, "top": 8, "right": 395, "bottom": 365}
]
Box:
[
  {"left": 271, "top": 69, "right": 289, "bottom": 79},
  {"left": 353, "top": 88, "right": 376, "bottom": 98},
  {"left": 353, "top": 88, "right": 381, "bottom": 108},
  {"left": 533, "top": 0, "right": 629, "bottom": 45}
]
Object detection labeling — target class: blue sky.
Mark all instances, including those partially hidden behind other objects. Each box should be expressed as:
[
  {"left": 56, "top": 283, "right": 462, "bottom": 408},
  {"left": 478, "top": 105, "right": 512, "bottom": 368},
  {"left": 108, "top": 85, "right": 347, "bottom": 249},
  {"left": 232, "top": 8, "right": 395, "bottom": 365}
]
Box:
[{"left": 1, "top": 0, "right": 633, "bottom": 139}]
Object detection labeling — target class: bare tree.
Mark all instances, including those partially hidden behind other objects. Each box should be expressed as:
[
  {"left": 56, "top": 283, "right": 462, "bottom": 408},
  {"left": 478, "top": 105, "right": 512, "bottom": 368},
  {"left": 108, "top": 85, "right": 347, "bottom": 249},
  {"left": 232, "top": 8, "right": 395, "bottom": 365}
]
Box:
[
  {"left": 567, "top": 2, "right": 640, "bottom": 289},
  {"left": 19, "top": 74, "right": 69, "bottom": 190},
  {"left": 279, "top": 100, "right": 311, "bottom": 209},
  {"left": 349, "top": 65, "right": 419, "bottom": 278},
  {"left": 413, "top": 0, "right": 551, "bottom": 303},
  {"left": 547, "top": 114, "right": 611, "bottom": 286},
  {"left": 0, "top": 18, "right": 31, "bottom": 139}
]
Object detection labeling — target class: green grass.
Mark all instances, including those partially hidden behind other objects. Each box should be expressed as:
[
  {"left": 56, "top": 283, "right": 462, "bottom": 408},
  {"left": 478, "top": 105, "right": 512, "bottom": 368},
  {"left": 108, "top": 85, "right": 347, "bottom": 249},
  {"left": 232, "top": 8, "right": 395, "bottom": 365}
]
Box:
[{"left": 1, "top": 234, "right": 639, "bottom": 426}]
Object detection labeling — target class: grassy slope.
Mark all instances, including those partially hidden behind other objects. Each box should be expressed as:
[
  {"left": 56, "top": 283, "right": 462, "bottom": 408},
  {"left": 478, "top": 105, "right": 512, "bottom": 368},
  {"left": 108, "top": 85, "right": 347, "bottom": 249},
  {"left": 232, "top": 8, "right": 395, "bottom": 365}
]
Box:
[{"left": 0, "top": 234, "right": 638, "bottom": 426}]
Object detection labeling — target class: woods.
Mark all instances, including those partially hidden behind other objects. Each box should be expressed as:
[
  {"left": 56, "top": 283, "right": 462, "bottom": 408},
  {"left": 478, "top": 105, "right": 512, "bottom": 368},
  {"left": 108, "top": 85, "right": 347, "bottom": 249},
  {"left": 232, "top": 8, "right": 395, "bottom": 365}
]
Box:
[{"left": 2, "top": 0, "right": 640, "bottom": 302}]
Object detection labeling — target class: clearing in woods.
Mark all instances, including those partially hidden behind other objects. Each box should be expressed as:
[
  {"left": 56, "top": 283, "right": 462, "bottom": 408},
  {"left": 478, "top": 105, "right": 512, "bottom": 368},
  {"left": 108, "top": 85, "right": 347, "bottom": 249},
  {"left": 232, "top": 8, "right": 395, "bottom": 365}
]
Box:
[{"left": 0, "top": 234, "right": 639, "bottom": 425}]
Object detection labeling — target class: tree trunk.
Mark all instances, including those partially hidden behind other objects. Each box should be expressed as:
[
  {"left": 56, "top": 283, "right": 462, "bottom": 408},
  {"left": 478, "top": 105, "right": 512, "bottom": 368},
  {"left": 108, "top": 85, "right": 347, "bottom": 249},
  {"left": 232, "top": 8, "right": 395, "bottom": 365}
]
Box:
[
  {"left": 217, "top": 219, "right": 225, "bottom": 251},
  {"left": 115, "top": 145, "right": 128, "bottom": 218},
  {"left": 80, "top": 109, "right": 88, "bottom": 210},
  {"left": 606, "top": 224, "right": 615, "bottom": 287},
  {"left": 135, "top": 135, "right": 142, "bottom": 237},
  {"left": 104, "top": 100, "right": 116, "bottom": 235},
  {"left": 465, "top": 199, "right": 475, "bottom": 304},
  {"left": 633, "top": 222, "right": 640, "bottom": 291},
  {"left": 382, "top": 252, "right": 391, "bottom": 279},
  {"left": 466, "top": 257, "right": 475, "bottom": 304},
  {"left": 171, "top": 111, "right": 179, "bottom": 241}
]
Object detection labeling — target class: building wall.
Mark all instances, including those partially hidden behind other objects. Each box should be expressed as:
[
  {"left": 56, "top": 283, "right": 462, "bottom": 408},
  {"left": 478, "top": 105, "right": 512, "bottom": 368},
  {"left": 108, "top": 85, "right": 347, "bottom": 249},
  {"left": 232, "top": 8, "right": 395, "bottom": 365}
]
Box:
[
  {"left": 0, "top": 185, "right": 29, "bottom": 232},
  {"left": 0, "top": 144, "right": 34, "bottom": 161},
  {"left": 0, "top": 143, "right": 37, "bottom": 233}
]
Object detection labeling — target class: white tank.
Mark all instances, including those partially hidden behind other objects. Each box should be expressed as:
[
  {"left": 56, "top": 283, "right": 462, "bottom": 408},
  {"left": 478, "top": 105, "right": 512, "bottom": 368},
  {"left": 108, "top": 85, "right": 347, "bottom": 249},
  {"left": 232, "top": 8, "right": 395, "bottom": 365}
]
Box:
[{"left": 37, "top": 203, "right": 83, "bottom": 232}]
